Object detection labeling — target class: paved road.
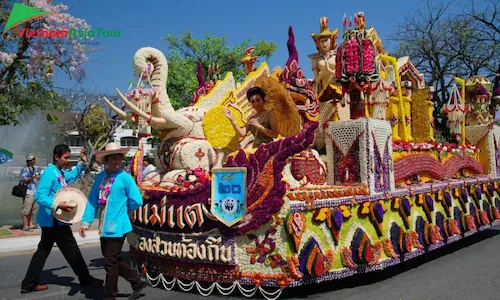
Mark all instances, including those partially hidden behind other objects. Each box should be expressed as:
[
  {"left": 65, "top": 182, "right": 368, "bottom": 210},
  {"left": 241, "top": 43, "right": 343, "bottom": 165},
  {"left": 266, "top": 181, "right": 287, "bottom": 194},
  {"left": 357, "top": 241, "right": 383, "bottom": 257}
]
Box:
[{"left": 1, "top": 227, "right": 500, "bottom": 300}]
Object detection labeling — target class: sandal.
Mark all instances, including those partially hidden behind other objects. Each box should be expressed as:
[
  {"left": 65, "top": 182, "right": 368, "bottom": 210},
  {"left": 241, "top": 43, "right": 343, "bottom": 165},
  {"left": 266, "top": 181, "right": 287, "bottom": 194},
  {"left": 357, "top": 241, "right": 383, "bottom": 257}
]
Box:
[
  {"left": 31, "top": 225, "right": 40, "bottom": 229},
  {"left": 22, "top": 228, "right": 32, "bottom": 232}
]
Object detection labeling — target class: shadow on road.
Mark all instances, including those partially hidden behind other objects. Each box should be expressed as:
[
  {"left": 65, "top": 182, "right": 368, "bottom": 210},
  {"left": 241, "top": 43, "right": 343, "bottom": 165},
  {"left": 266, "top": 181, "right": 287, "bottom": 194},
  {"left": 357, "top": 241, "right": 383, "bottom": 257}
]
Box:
[
  {"left": 280, "top": 227, "right": 500, "bottom": 299},
  {"left": 89, "top": 258, "right": 105, "bottom": 269},
  {"left": 39, "top": 266, "right": 104, "bottom": 299}
]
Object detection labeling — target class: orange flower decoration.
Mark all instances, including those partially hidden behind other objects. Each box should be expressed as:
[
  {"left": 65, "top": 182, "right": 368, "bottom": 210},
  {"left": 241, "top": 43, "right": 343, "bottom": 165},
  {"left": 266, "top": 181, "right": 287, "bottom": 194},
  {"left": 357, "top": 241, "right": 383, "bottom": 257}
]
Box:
[
  {"left": 276, "top": 275, "right": 290, "bottom": 289},
  {"left": 252, "top": 274, "right": 264, "bottom": 287}
]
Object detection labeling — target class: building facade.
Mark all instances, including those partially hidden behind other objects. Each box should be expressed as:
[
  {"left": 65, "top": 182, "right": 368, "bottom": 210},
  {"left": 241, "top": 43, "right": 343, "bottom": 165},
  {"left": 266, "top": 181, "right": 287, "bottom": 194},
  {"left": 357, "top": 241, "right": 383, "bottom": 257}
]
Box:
[{"left": 66, "top": 121, "right": 157, "bottom": 168}]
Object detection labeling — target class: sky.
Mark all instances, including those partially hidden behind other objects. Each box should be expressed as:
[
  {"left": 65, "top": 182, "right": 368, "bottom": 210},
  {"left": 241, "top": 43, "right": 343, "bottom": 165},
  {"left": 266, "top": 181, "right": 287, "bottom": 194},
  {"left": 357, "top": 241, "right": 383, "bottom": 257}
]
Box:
[{"left": 51, "top": 0, "right": 428, "bottom": 95}]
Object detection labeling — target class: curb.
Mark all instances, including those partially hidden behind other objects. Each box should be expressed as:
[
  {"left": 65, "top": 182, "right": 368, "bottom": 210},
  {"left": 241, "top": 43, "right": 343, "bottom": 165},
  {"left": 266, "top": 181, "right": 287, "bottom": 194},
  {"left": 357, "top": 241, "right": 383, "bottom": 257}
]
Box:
[{"left": 0, "top": 230, "right": 100, "bottom": 253}]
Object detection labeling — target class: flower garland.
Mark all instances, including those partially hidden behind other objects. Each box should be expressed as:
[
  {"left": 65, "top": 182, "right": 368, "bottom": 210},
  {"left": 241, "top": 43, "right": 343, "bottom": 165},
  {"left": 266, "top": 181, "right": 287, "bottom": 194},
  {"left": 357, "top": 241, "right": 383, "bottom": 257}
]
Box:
[
  {"left": 392, "top": 141, "right": 480, "bottom": 154},
  {"left": 362, "top": 39, "right": 375, "bottom": 73},
  {"left": 344, "top": 38, "right": 360, "bottom": 73},
  {"left": 99, "top": 177, "right": 115, "bottom": 205},
  {"left": 175, "top": 167, "right": 210, "bottom": 189},
  {"left": 56, "top": 174, "right": 66, "bottom": 187},
  {"left": 130, "top": 144, "right": 144, "bottom": 186}
]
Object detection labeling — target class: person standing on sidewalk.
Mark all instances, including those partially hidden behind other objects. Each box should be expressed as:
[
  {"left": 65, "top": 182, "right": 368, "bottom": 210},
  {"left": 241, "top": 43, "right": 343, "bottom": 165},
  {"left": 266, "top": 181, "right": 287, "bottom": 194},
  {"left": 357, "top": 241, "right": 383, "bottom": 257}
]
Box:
[
  {"left": 21, "top": 145, "right": 103, "bottom": 294},
  {"left": 20, "top": 154, "right": 40, "bottom": 231},
  {"left": 80, "top": 142, "right": 147, "bottom": 300}
]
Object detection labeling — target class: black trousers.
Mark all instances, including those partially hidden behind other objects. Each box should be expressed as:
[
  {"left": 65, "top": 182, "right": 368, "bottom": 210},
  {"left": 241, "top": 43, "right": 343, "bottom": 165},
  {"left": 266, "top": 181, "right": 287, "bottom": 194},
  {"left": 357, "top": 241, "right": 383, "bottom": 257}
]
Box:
[
  {"left": 21, "top": 219, "right": 92, "bottom": 290},
  {"left": 100, "top": 236, "right": 141, "bottom": 299}
]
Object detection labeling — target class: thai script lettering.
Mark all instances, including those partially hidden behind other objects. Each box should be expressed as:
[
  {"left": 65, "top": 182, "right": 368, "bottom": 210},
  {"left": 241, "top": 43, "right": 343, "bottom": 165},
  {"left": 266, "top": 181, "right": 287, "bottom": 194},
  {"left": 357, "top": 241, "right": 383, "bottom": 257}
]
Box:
[
  {"left": 130, "top": 196, "right": 217, "bottom": 229},
  {"left": 218, "top": 182, "right": 242, "bottom": 194},
  {"left": 137, "top": 235, "right": 233, "bottom": 263}
]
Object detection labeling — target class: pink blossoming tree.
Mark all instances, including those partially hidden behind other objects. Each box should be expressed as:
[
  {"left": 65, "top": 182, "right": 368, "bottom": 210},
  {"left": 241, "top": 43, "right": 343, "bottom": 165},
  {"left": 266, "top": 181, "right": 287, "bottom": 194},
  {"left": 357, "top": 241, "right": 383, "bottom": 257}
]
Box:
[{"left": 0, "top": 0, "right": 96, "bottom": 125}]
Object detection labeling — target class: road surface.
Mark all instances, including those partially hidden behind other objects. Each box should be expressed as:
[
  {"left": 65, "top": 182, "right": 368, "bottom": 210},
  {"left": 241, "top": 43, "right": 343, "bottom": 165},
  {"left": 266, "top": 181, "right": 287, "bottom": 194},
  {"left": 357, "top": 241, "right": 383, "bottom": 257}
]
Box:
[{"left": 1, "top": 227, "right": 499, "bottom": 300}]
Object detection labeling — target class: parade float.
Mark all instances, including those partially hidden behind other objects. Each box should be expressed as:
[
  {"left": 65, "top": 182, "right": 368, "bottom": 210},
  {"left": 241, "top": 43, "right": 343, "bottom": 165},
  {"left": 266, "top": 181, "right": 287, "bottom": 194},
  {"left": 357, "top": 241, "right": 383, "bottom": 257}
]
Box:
[{"left": 104, "top": 13, "right": 500, "bottom": 300}]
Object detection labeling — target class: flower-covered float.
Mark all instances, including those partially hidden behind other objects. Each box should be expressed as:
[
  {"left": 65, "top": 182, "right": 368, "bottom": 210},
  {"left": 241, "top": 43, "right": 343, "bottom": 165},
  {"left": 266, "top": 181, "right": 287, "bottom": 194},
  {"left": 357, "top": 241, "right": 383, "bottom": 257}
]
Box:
[{"left": 104, "top": 14, "right": 500, "bottom": 300}]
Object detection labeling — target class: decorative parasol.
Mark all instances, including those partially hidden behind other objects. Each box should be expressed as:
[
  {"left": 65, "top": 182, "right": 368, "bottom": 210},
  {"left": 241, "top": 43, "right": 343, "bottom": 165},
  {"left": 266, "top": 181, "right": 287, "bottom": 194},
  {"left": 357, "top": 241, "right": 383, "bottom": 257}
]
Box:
[
  {"left": 0, "top": 148, "right": 13, "bottom": 164},
  {"left": 254, "top": 75, "right": 301, "bottom": 137}
]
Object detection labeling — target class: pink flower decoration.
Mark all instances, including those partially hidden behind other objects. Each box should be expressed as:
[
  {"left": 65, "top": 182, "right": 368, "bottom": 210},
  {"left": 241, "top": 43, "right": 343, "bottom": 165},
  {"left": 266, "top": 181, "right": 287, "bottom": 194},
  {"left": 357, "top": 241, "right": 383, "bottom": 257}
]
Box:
[{"left": 362, "top": 40, "right": 374, "bottom": 73}]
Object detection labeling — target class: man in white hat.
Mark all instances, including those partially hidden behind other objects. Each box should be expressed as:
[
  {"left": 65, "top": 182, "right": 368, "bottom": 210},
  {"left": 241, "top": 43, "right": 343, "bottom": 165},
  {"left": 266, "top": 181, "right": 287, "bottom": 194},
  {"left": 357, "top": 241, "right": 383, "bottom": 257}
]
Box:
[{"left": 80, "top": 142, "right": 147, "bottom": 300}]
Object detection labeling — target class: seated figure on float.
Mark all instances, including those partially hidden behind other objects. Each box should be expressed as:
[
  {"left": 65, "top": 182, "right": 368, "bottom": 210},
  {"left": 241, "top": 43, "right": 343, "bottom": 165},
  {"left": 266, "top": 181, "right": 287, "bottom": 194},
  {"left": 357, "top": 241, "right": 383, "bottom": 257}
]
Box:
[
  {"left": 223, "top": 38, "right": 327, "bottom": 186},
  {"left": 223, "top": 87, "right": 279, "bottom": 148}
]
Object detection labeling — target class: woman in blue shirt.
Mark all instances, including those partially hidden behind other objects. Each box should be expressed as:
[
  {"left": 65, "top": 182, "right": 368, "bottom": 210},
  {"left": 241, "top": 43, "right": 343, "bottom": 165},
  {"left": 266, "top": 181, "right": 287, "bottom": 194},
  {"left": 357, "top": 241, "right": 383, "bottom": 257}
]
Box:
[
  {"left": 21, "top": 145, "right": 103, "bottom": 294},
  {"left": 80, "top": 142, "right": 147, "bottom": 300}
]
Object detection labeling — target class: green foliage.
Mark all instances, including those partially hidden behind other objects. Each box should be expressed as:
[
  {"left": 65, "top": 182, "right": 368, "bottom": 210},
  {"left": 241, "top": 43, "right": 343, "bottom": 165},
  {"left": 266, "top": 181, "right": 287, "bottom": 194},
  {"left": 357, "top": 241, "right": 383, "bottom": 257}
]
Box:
[
  {"left": 83, "top": 104, "right": 109, "bottom": 149},
  {"left": 162, "top": 31, "right": 278, "bottom": 109},
  {"left": 0, "top": 82, "right": 68, "bottom": 126}
]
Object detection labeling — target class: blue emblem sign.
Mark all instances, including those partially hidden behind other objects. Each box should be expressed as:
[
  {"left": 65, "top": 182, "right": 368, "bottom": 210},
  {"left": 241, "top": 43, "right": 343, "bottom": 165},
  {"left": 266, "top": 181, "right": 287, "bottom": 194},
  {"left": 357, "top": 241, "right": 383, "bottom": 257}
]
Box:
[{"left": 211, "top": 167, "right": 247, "bottom": 227}]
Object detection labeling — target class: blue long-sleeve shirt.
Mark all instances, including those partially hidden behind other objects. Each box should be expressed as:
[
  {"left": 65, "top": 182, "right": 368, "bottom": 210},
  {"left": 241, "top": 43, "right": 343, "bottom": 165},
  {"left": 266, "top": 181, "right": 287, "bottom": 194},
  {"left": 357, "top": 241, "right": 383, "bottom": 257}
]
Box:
[
  {"left": 82, "top": 169, "right": 142, "bottom": 238},
  {"left": 35, "top": 163, "right": 85, "bottom": 227}
]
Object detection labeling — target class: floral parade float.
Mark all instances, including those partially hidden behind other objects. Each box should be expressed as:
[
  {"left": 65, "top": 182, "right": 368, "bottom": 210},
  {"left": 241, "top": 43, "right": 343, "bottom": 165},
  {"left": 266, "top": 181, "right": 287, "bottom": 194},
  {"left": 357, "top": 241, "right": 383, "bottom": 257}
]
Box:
[{"left": 103, "top": 13, "right": 500, "bottom": 300}]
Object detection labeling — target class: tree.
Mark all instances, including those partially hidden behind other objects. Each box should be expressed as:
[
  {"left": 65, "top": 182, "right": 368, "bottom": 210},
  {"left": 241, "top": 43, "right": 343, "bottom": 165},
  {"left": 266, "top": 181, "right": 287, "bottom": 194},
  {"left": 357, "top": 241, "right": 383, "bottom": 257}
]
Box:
[
  {"left": 162, "top": 31, "right": 278, "bottom": 109},
  {"left": 0, "top": 0, "right": 96, "bottom": 125},
  {"left": 390, "top": 0, "right": 499, "bottom": 123},
  {"left": 52, "top": 90, "right": 124, "bottom": 170},
  {"left": 0, "top": 80, "right": 68, "bottom": 125},
  {"left": 465, "top": 0, "right": 499, "bottom": 47}
]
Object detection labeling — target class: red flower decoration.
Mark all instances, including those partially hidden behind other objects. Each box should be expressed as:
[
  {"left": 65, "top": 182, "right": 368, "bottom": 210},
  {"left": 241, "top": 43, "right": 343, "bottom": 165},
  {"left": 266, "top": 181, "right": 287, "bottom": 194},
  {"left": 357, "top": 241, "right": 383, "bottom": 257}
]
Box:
[
  {"left": 252, "top": 274, "right": 264, "bottom": 287},
  {"left": 276, "top": 275, "right": 290, "bottom": 289}
]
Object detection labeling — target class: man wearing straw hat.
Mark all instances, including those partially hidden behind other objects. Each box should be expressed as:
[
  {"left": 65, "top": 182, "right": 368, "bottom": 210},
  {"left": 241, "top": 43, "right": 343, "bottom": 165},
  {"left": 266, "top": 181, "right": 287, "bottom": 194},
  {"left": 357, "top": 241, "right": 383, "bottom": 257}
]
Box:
[
  {"left": 21, "top": 145, "right": 103, "bottom": 294},
  {"left": 80, "top": 142, "right": 147, "bottom": 300}
]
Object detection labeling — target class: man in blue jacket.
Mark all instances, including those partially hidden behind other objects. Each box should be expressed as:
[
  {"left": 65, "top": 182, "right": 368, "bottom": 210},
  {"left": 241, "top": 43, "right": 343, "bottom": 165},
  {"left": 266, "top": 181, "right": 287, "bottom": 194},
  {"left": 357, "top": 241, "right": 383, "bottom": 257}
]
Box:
[
  {"left": 80, "top": 142, "right": 147, "bottom": 300},
  {"left": 21, "top": 145, "right": 103, "bottom": 293}
]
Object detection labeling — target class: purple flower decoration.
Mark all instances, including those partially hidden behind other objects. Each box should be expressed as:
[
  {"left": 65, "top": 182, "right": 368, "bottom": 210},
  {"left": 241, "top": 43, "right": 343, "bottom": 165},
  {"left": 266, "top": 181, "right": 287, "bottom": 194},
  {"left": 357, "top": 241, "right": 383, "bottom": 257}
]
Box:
[
  {"left": 461, "top": 188, "right": 468, "bottom": 203},
  {"left": 246, "top": 226, "right": 277, "bottom": 264},
  {"left": 444, "top": 192, "right": 452, "bottom": 207},
  {"left": 332, "top": 208, "right": 343, "bottom": 230},
  {"left": 402, "top": 197, "right": 411, "bottom": 216},
  {"left": 98, "top": 176, "right": 115, "bottom": 206},
  {"left": 373, "top": 202, "right": 384, "bottom": 223},
  {"left": 426, "top": 195, "right": 434, "bottom": 211}
]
